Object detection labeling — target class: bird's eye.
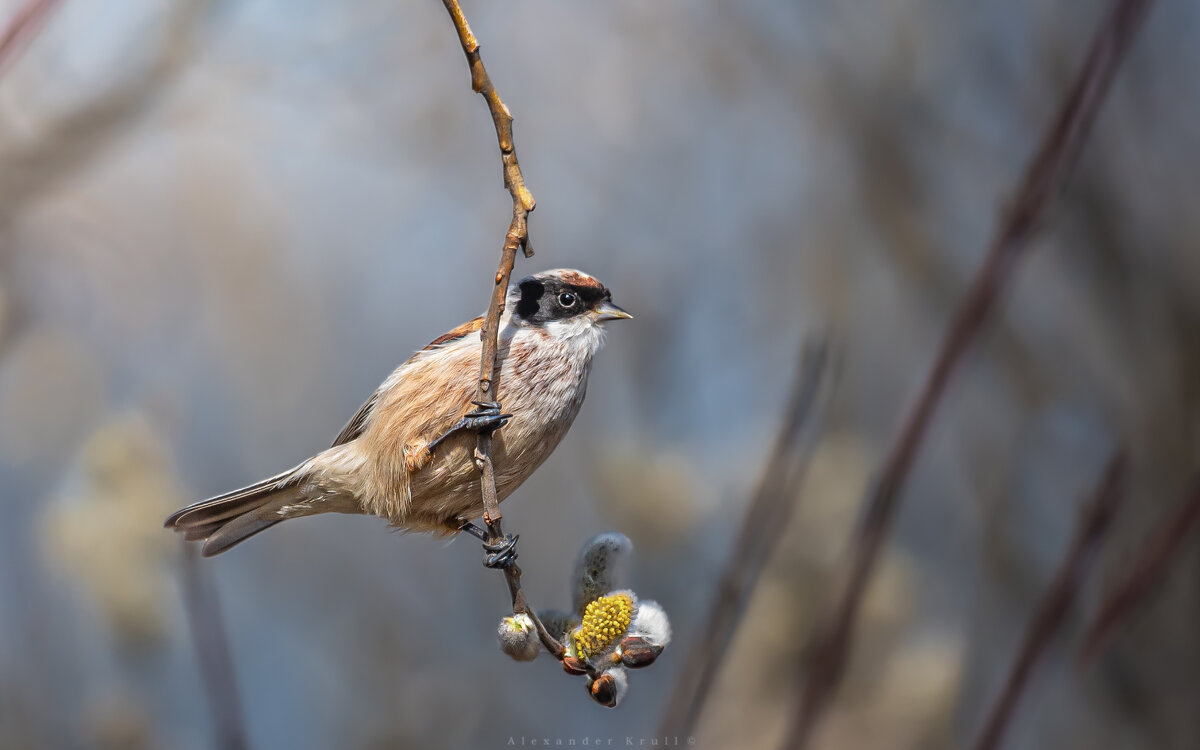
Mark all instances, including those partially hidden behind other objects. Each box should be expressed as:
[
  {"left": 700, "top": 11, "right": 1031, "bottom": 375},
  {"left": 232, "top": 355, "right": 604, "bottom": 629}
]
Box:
[{"left": 558, "top": 292, "right": 577, "bottom": 308}]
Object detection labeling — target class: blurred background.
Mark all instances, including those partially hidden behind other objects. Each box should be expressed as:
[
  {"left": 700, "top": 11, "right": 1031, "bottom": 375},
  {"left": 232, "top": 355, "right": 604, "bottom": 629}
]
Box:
[{"left": 1, "top": 0, "right": 1198, "bottom": 748}]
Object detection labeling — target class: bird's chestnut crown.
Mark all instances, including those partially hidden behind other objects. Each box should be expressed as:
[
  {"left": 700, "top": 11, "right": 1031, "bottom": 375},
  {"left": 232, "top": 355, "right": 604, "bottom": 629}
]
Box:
[{"left": 514, "top": 270, "right": 630, "bottom": 325}]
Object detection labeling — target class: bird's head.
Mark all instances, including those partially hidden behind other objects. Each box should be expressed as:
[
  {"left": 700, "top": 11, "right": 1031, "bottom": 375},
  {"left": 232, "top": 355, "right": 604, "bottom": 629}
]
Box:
[{"left": 511, "top": 269, "right": 632, "bottom": 329}]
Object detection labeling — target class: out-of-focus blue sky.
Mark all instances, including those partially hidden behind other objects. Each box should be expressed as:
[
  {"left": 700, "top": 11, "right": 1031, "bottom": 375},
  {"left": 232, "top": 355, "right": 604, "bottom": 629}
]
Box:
[{"left": 2, "top": 1, "right": 1199, "bottom": 748}]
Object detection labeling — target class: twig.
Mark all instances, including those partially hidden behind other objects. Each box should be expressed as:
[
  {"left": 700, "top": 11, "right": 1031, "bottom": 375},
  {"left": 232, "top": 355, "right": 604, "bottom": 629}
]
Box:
[
  {"left": 438, "top": 0, "right": 533, "bottom": 527},
  {"left": 0, "top": 0, "right": 62, "bottom": 73},
  {"left": 439, "top": 0, "right": 536, "bottom": 266},
  {"left": 1080, "top": 473, "right": 1200, "bottom": 662},
  {"left": 658, "top": 338, "right": 835, "bottom": 738},
  {"left": 439, "top": 0, "right": 568, "bottom": 660},
  {"left": 782, "top": 1, "right": 1156, "bottom": 747},
  {"left": 971, "top": 452, "right": 1126, "bottom": 750},
  {"left": 179, "top": 543, "right": 248, "bottom": 750}
]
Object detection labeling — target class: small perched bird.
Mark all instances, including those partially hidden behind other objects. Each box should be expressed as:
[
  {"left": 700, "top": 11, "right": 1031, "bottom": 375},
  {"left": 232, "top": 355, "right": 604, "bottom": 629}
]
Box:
[{"left": 166, "top": 268, "right": 631, "bottom": 557}]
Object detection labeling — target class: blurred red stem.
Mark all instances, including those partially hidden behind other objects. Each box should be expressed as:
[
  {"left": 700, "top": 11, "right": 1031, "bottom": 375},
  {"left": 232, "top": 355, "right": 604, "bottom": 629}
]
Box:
[
  {"left": 972, "top": 452, "right": 1126, "bottom": 750},
  {"left": 1081, "top": 473, "right": 1200, "bottom": 662},
  {"left": 0, "top": 0, "right": 63, "bottom": 73},
  {"left": 658, "top": 339, "right": 834, "bottom": 738},
  {"left": 782, "top": 0, "right": 1156, "bottom": 746},
  {"left": 180, "top": 543, "right": 248, "bottom": 750}
]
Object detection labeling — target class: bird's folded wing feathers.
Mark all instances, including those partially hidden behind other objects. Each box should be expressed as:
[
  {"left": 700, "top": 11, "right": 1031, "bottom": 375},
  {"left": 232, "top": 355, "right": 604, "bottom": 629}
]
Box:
[
  {"left": 332, "top": 391, "right": 379, "bottom": 447},
  {"left": 331, "top": 316, "right": 485, "bottom": 449}
]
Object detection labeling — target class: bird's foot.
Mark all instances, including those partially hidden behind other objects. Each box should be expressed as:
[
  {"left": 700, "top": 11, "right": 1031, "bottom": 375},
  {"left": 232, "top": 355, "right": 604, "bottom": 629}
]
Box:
[
  {"left": 483, "top": 533, "right": 520, "bottom": 569},
  {"left": 427, "top": 401, "right": 512, "bottom": 455},
  {"left": 459, "top": 521, "right": 519, "bottom": 569},
  {"left": 459, "top": 520, "right": 489, "bottom": 541}
]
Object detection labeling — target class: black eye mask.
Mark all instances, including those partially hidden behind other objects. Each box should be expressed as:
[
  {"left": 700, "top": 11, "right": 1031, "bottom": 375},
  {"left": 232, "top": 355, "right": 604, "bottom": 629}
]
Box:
[{"left": 515, "top": 277, "right": 609, "bottom": 325}]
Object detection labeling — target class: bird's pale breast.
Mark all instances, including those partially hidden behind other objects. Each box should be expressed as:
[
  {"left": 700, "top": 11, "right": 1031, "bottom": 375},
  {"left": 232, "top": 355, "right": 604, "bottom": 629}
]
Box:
[{"left": 349, "top": 318, "right": 605, "bottom": 532}]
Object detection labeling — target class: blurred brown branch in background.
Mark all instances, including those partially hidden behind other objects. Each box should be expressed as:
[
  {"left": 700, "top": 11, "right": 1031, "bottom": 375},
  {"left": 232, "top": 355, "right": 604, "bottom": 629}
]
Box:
[
  {"left": 0, "top": 0, "right": 62, "bottom": 74},
  {"left": 180, "top": 544, "right": 248, "bottom": 750},
  {"left": 782, "top": 0, "right": 1157, "bottom": 747},
  {"left": 658, "top": 337, "right": 835, "bottom": 738},
  {"left": 0, "top": 0, "right": 214, "bottom": 223},
  {"left": 1081, "top": 472, "right": 1200, "bottom": 663},
  {"left": 438, "top": 0, "right": 568, "bottom": 661},
  {"left": 972, "top": 452, "right": 1127, "bottom": 750}
]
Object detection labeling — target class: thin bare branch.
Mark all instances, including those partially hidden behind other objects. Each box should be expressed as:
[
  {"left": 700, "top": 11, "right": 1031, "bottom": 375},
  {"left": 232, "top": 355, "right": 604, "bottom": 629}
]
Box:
[
  {"left": 439, "top": 0, "right": 536, "bottom": 246},
  {"left": 782, "top": 1, "right": 1156, "bottom": 746},
  {"left": 179, "top": 543, "right": 248, "bottom": 750},
  {"left": 1080, "top": 473, "right": 1200, "bottom": 662},
  {"left": 439, "top": 0, "right": 534, "bottom": 526},
  {"left": 439, "top": 0, "right": 569, "bottom": 661},
  {"left": 658, "top": 338, "right": 835, "bottom": 738},
  {"left": 971, "top": 452, "right": 1126, "bottom": 750}
]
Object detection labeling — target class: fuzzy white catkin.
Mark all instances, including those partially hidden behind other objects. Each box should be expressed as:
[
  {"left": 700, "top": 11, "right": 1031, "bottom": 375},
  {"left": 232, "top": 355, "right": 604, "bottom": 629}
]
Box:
[
  {"left": 497, "top": 614, "right": 541, "bottom": 662},
  {"left": 630, "top": 599, "right": 672, "bottom": 647},
  {"left": 572, "top": 532, "right": 633, "bottom": 614}
]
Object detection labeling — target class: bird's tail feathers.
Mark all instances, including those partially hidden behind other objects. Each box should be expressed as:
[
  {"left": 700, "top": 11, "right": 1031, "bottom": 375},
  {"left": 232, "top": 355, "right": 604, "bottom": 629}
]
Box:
[{"left": 166, "top": 467, "right": 308, "bottom": 556}]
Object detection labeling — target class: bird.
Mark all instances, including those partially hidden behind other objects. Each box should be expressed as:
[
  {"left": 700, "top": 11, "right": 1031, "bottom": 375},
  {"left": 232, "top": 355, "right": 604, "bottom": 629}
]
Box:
[{"left": 165, "top": 268, "right": 631, "bottom": 558}]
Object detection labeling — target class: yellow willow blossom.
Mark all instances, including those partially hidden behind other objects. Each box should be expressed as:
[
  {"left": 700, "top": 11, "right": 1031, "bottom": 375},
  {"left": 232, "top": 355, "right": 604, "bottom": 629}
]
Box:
[{"left": 573, "top": 592, "right": 634, "bottom": 659}]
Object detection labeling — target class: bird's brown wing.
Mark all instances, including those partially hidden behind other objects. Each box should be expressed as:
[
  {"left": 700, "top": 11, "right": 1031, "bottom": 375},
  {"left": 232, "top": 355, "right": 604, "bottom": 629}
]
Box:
[
  {"left": 424, "top": 315, "right": 484, "bottom": 350},
  {"left": 331, "top": 316, "right": 484, "bottom": 448},
  {"left": 331, "top": 391, "right": 379, "bottom": 447}
]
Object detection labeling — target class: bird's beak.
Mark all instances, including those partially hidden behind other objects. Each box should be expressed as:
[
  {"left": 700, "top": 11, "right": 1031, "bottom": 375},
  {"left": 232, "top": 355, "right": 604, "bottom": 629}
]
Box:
[{"left": 593, "top": 301, "right": 633, "bottom": 322}]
